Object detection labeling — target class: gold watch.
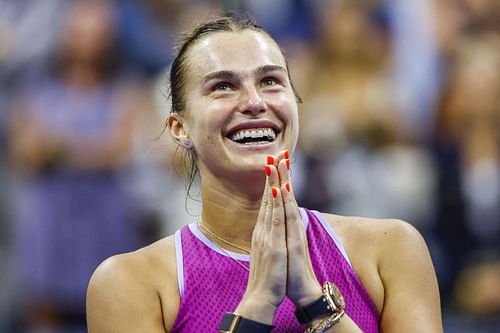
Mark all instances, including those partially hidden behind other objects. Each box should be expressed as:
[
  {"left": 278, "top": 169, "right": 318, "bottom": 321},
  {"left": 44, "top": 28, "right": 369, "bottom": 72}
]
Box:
[{"left": 295, "top": 282, "right": 346, "bottom": 333}]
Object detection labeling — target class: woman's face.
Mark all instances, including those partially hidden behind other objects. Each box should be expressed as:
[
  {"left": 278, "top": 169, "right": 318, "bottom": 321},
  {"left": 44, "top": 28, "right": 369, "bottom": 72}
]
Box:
[
  {"left": 59, "top": 1, "right": 115, "bottom": 63},
  {"left": 180, "top": 30, "right": 299, "bottom": 179}
]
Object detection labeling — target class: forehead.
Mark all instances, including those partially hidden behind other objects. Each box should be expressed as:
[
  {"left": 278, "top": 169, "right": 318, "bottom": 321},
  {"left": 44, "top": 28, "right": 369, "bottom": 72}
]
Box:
[{"left": 185, "top": 30, "right": 287, "bottom": 81}]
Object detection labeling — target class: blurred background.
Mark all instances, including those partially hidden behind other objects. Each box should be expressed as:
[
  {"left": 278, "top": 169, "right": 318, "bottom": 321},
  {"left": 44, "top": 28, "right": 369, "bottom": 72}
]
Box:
[{"left": 0, "top": 0, "right": 499, "bottom": 332}]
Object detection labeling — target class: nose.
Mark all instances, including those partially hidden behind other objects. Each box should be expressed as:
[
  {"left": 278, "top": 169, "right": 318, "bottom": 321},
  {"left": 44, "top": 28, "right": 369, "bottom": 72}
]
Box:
[{"left": 239, "top": 85, "right": 266, "bottom": 116}]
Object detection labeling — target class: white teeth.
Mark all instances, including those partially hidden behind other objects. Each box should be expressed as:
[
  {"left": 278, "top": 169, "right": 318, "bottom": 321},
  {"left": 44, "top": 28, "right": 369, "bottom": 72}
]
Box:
[{"left": 230, "top": 127, "right": 276, "bottom": 142}]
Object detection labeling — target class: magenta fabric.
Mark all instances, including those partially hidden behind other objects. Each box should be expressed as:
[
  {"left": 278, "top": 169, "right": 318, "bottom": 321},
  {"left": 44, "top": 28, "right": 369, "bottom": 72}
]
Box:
[{"left": 171, "top": 208, "right": 379, "bottom": 332}]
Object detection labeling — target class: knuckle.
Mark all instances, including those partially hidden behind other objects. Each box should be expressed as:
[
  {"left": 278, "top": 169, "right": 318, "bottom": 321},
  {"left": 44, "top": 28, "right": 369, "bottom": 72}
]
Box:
[
  {"left": 273, "top": 199, "right": 281, "bottom": 209},
  {"left": 271, "top": 217, "right": 282, "bottom": 226}
]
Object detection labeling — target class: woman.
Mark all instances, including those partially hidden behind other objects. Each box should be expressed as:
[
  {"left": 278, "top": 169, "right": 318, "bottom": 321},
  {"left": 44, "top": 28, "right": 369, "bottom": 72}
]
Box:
[
  {"left": 9, "top": 1, "right": 144, "bottom": 331},
  {"left": 87, "top": 16, "right": 442, "bottom": 332}
]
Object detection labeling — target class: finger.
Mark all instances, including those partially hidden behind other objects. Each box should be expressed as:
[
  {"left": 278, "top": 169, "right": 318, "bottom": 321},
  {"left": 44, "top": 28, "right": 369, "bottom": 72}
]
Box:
[
  {"left": 275, "top": 150, "right": 289, "bottom": 184},
  {"left": 266, "top": 154, "right": 277, "bottom": 167},
  {"left": 250, "top": 166, "right": 272, "bottom": 281},
  {"left": 264, "top": 164, "right": 281, "bottom": 234},
  {"left": 275, "top": 149, "right": 289, "bottom": 164},
  {"left": 256, "top": 167, "right": 270, "bottom": 228},
  {"left": 270, "top": 185, "right": 286, "bottom": 247},
  {"left": 281, "top": 180, "right": 304, "bottom": 242},
  {"left": 254, "top": 165, "right": 275, "bottom": 250},
  {"left": 277, "top": 156, "right": 291, "bottom": 186}
]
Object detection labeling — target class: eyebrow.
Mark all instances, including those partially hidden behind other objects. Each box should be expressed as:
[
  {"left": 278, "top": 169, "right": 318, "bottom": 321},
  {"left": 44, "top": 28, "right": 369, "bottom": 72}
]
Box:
[{"left": 201, "top": 65, "right": 288, "bottom": 85}]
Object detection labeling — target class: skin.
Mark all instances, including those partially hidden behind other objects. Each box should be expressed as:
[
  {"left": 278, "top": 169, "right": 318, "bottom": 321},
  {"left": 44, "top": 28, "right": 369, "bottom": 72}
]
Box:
[{"left": 86, "top": 30, "right": 443, "bottom": 332}]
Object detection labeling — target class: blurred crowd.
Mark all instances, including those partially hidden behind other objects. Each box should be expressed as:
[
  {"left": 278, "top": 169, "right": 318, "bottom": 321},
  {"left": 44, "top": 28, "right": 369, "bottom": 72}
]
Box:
[{"left": 0, "top": 0, "right": 498, "bottom": 332}]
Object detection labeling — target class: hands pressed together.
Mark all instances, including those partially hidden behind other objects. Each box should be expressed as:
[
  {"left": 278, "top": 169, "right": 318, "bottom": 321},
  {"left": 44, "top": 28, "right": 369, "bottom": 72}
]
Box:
[{"left": 235, "top": 150, "right": 323, "bottom": 325}]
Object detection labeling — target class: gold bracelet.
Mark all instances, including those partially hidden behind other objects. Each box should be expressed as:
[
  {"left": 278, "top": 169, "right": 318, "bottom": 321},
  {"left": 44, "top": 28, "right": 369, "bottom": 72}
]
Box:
[{"left": 304, "top": 309, "right": 345, "bottom": 333}]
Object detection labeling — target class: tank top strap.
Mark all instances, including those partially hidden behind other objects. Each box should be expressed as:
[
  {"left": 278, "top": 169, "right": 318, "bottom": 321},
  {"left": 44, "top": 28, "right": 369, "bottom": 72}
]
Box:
[
  {"left": 302, "top": 208, "right": 380, "bottom": 333},
  {"left": 300, "top": 208, "right": 352, "bottom": 266}
]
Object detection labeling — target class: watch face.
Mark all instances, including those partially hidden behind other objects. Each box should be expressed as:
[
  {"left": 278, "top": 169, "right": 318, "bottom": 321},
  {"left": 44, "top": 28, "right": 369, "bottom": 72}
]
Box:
[
  {"left": 325, "top": 282, "right": 345, "bottom": 310},
  {"left": 331, "top": 285, "right": 346, "bottom": 309}
]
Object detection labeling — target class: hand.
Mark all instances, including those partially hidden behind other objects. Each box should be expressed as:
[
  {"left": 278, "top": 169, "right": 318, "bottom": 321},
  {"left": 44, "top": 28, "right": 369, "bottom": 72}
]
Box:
[
  {"left": 235, "top": 158, "right": 287, "bottom": 325},
  {"left": 274, "top": 150, "right": 322, "bottom": 307}
]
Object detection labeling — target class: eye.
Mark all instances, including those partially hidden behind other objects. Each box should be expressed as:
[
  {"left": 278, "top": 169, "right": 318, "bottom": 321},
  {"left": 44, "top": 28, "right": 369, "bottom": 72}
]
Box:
[
  {"left": 214, "top": 82, "right": 232, "bottom": 91},
  {"left": 262, "top": 77, "right": 278, "bottom": 86}
]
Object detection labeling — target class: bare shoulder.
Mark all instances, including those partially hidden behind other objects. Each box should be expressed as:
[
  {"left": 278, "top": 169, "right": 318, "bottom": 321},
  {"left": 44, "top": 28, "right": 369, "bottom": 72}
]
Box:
[
  {"left": 321, "top": 213, "right": 442, "bottom": 332},
  {"left": 323, "top": 213, "right": 423, "bottom": 250},
  {"left": 322, "top": 213, "right": 432, "bottom": 286},
  {"left": 87, "top": 235, "right": 180, "bottom": 332}
]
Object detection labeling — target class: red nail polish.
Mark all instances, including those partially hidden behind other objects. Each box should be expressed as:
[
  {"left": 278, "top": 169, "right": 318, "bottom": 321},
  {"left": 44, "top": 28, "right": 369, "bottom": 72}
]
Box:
[
  {"left": 264, "top": 165, "right": 271, "bottom": 177},
  {"left": 284, "top": 150, "right": 289, "bottom": 159},
  {"left": 286, "top": 159, "right": 290, "bottom": 170},
  {"left": 285, "top": 182, "right": 291, "bottom": 192},
  {"left": 267, "top": 156, "right": 274, "bottom": 165},
  {"left": 272, "top": 188, "right": 278, "bottom": 198}
]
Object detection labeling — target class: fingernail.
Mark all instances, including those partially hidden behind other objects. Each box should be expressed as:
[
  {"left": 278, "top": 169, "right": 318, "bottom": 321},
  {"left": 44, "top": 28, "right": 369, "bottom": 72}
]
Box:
[
  {"left": 286, "top": 159, "right": 290, "bottom": 170},
  {"left": 267, "top": 155, "right": 274, "bottom": 165},
  {"left": 284, "top": 150, "right": 289, "bottom": 159},
  {"left": 264, "top": 165, "right": 271, "bottom": 177},
  {"left": 285, "top": 182, "right": 291, "bottom": 192},
  {"left": 272, "top": 187, "right": 278, "bottom": 198}
]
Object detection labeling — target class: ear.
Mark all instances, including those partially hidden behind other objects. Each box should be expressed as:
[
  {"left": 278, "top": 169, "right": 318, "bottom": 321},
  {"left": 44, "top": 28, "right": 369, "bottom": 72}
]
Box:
[{"left": 167, "top": 113, "right": 193, "bottom": 149}]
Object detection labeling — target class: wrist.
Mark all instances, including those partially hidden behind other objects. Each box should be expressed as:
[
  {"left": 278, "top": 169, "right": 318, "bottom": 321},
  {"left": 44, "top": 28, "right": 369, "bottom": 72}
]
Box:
[
  {"left": 235, "top": 295, "right": 277, "bottom": 325},
  {"left": 220, "top": 312, "right": 274, "bottom": 333},
  {"left": 294, "top": 281, "right": 323, "bottom": 308},
  {"left": 295, "top": 281, "right": 346, "bottom": 331}
]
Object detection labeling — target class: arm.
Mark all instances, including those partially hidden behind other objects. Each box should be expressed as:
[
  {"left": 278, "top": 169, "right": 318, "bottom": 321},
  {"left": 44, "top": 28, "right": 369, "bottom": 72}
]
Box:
[
  {"left": 378, "top": 220, "right": 443, "bottom": 332},
  {"left": 86, "top": 253, "right": 169, "bottom": 333},
  {"left": 8, "top": 99, "right": 62, "bottom": 175}
]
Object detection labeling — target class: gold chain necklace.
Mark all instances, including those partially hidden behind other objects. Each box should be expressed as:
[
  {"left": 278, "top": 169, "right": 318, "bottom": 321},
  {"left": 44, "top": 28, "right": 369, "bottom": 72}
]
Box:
[
  {"left": 198, "top": 221, "right": 250, "bottom": 272},
  {"left": 198, "top": 221, "right": 251, "bottom": 254}
]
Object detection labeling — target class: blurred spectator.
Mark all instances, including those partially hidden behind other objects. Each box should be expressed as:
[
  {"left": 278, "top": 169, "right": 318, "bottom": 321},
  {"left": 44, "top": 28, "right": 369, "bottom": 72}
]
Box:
[
  {"left": 0, "top": 0, "right": 65, "bottom": 77},
  {"left": 7, "top": 1, "right": 153, "bottom": 331},
  {"left": 0, "top": 1, "right": 67, "bottom": 330},
  {"left": 297, "top": 0, "right": 437, "bottom": 233},
  {"left": 433, "top": 31, "right": 500, "bottom": 318},
  {"left": 387, "top": 0, "right": 441, "bottom": 140}
]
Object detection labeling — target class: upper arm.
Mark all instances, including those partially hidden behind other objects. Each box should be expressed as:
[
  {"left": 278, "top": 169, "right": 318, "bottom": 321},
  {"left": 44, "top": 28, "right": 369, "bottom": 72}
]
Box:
[
  {"left": 86, "top": 254, "right": 168, "bottom": 333},
  {"left": 378, "top": 221, "right": 443, "bottom": 332}
]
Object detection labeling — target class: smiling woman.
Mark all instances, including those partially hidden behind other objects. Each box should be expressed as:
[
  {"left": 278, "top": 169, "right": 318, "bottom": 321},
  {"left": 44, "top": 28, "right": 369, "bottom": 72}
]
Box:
[{"left": 86, "top": 15, "right": 443, "bottom": 333}]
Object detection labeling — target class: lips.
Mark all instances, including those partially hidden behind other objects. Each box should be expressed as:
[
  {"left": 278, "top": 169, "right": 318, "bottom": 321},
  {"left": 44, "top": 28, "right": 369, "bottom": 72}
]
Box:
[{"left": 226, "top": 120, "right": 281, "bottom": 145}]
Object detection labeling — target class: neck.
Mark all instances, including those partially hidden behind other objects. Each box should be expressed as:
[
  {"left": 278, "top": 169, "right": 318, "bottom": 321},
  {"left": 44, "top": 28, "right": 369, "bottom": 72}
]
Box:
[{"left": 199, "top": 170, "right": 265, "bottom": 251}]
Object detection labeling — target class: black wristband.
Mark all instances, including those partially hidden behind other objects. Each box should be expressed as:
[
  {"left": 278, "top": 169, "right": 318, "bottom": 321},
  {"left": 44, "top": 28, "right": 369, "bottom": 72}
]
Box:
[
  {"left": 295, "top": 296, "right": 331, "bottom": 325},
  {"left": 220, "top": 312, "right": 274, "bottom": 333}
]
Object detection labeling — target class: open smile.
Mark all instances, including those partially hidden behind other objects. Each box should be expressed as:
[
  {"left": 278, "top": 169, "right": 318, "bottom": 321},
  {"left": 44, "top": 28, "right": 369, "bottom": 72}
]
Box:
[
  {"left": 225, "top": 120, "right": 281, "bottom": 146},
  {"left": 230, "top": 127, "right": 277, "bottom": 144}
]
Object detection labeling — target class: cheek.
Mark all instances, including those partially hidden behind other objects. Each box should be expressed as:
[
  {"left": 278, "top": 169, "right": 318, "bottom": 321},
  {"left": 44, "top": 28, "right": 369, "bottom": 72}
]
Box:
[
  {"left": 268, "top": 94, "right": 298, "bottom": 124},
  {"left": 194, "top": 114, "right": 223, "bottom": 146}
]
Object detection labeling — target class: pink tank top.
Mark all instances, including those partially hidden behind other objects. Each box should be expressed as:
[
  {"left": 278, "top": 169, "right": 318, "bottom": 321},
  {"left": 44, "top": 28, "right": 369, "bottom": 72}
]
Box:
[{"left": 171, "top": 208, "right": 379, "bottom": 332}]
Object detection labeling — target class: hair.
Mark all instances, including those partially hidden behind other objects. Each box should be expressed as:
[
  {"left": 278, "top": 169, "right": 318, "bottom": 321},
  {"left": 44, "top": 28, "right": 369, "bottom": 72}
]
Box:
[{"left": 167, "top": 14, "right": 302, "bottom": 200}]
